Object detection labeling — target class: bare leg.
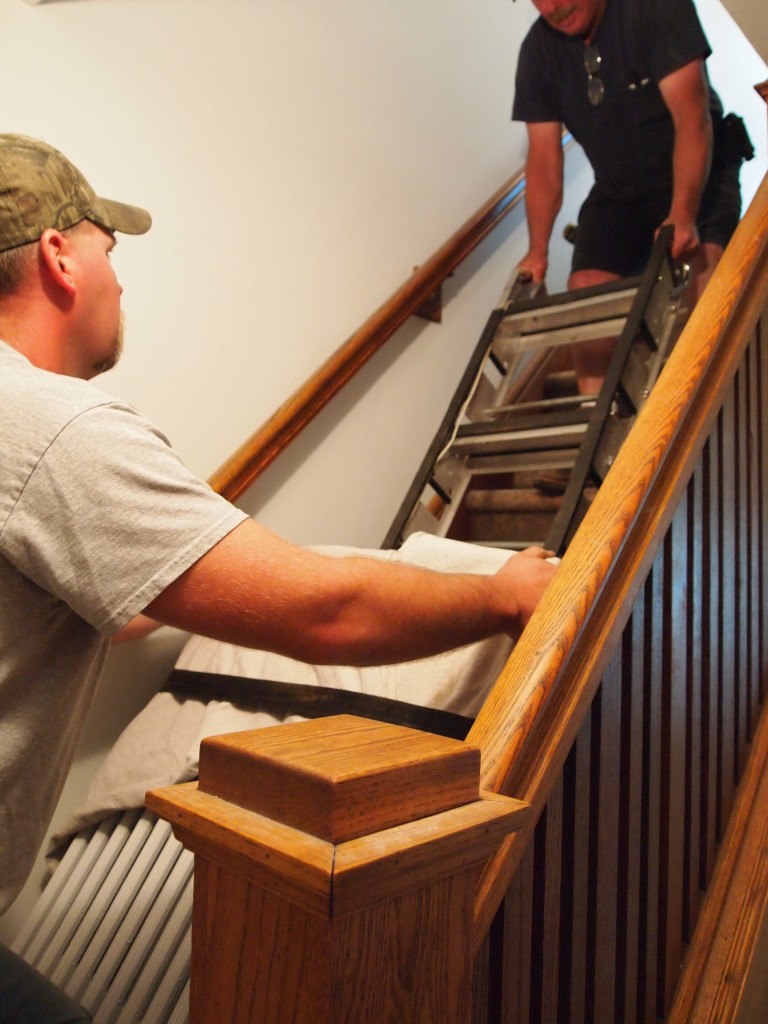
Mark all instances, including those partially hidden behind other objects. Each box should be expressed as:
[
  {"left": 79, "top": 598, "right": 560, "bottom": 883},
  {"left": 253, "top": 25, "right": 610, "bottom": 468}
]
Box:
[
  {"left": 685, "top": 241, "right": 724, "bottom": 305},
  {"left": 532, "top": 267, "right": 621, "bottom": 494},
  {"left": 567, "top": 268, "right": 622, "bottom": 396}
]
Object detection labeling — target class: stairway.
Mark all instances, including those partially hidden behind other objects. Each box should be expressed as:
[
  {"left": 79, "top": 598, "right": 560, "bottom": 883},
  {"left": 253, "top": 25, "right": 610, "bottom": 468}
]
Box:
[{"left": 383, "top": 227, "right": 689, "bottom": 555}]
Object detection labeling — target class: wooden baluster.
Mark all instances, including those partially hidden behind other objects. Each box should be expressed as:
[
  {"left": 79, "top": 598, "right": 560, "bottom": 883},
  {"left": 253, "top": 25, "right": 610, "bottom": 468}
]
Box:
[{"left": 146, "top": 714, "right": 529, "bottom": 1024}]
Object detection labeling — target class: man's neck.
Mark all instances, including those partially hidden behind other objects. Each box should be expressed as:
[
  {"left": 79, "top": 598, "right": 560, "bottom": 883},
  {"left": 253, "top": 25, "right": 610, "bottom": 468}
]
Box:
[
  {"left": 0, "top": 311, "right": 65, "bottom": 375},
  {"left": 582, "top": 0, "right": 606, "bottom": 44}
]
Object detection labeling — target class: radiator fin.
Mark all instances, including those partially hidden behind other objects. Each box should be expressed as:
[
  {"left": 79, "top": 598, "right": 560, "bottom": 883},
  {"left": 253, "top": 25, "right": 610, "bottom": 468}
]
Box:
[{"left": 13, "top": 810, "right": 193, "bottom": 1024}]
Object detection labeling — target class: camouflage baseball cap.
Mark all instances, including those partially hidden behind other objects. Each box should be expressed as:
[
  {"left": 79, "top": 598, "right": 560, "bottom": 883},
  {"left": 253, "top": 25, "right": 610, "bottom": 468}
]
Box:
[{"left": 0, "top": 133, "right": 151, "bottom": 253}]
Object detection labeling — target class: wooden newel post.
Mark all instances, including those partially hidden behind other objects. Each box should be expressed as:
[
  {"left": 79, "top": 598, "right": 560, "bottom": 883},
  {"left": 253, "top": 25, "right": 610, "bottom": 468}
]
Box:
[{"left": 146, "top": 714, "right": 529, "bottom": 1024}]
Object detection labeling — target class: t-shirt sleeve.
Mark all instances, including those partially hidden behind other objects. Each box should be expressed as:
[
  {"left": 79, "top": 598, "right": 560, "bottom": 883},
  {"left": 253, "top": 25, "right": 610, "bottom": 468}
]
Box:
[
  {"left": 1, "top": 403, "right": 249, "bottom": 634},
  {"left": 640, "top": 0, "right": 712, "bottom": 83},
  {"left": 512, "top": 30, "right": 563, "bottom": 124}
]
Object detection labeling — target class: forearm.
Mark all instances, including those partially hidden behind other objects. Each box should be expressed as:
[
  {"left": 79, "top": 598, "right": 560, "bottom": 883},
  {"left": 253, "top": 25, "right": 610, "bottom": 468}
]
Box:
[
  {"left": 150, "top": 552, "right": 509, "bottom": 666},
  {"left": 144, "top": 521, "right": 557, "bottom": 667},
  {"left": 668, "top": 114, "right": 711, "bottom": 226},
  {"left": 658, "top": 59, "right": 713, "bottom": 257},
  {"left": 519, "top": 123, "right": 564, "bottom": 281},
  {"left": 525, "top": 166, "right": 563, "bottom": 261},
  {"left": 235, "top": 556, "right": 516, "bottom": 666}
]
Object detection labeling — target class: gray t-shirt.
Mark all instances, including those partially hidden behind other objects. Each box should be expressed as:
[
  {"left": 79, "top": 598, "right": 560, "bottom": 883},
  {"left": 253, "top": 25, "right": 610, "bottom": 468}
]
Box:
[{"left": 0, "top": 341, "right": 248, "bottom": 912}]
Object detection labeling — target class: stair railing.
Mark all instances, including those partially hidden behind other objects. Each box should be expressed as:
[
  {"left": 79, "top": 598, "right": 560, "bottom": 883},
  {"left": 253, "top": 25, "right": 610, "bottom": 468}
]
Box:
[
  {"left": 469, "top": 169, "right": 768, "bottom": 941},
  {"left": 464, "top": 170, "right": 768, "bottom": 1021}
]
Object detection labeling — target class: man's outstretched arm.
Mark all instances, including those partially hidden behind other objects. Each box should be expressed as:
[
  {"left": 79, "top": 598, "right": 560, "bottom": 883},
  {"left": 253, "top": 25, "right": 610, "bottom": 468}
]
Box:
[{"left": 142, "top": 519, "right": 558, "bottom": 666}]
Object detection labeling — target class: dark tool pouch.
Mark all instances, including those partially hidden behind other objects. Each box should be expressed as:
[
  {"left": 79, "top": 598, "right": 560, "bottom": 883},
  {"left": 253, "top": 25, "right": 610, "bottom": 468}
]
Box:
[{"left": 716, "top": 113, "right": 755, "bottom": 163}]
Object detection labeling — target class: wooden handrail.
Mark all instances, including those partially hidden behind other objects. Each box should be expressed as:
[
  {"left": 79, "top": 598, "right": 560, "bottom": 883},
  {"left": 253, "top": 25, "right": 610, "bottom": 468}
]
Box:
[
  {"left": 467, "top": 171, "right": 768, "bottom": 950},
  {"left": 207, "top": 172, "right": 529, "bottom": 501}
]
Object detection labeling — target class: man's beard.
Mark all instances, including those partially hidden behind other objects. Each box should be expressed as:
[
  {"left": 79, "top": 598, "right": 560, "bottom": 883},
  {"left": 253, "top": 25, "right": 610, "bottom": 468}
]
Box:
[
  {"left": 550, "top": 5, "right": 577, "bottom": 27},
  {"left": 93, "top": 312, "right": 125, "bottom": 375}
]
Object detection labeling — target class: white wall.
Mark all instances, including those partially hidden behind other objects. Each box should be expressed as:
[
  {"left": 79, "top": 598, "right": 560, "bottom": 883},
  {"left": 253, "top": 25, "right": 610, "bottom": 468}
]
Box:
[
  {"left": 697, "top": 0, "right": 768, "bottom": 206},
  {"left": 720, "top": 0, "right": 768, "bottom": 64},
  {"left": 0, "top": 0, "right": 765, "bottom": 941}
]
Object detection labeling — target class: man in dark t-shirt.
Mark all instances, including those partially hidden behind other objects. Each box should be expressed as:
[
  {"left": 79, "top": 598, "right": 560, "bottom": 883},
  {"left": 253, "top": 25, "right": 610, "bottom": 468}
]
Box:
[{"left": 512, "top": 0, "right": 743, "bottom": 395}]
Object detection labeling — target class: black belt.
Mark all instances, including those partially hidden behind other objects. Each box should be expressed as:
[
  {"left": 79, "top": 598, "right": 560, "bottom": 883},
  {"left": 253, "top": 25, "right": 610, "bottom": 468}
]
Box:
[{"left": 162, "top": 668, "right": 474, "bottom": 741}]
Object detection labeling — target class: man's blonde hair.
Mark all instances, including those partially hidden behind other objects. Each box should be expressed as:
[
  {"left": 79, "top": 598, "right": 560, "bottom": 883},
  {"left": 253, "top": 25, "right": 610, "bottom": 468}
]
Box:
[{"left": 0, "top": 241, "right": 37, "bottom": 297}]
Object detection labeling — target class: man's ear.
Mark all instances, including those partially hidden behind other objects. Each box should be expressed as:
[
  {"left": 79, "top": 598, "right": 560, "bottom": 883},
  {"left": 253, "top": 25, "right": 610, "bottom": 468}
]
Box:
[{"left": 38, "top": 228, "right": 78, "bottom": 298}]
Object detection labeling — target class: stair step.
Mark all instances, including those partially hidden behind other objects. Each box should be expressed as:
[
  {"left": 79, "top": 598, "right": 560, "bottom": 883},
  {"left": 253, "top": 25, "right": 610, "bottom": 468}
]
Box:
[
  {"left": 464, "top": 488, "right": 562, "bottom": 513},
  {"left": 384, "top": 234, "right": 680, "bottom": 556},
  {"left": 463, "top": 510, "right": 556, "bottom": 545},
  {"left": 544, "top": 369, "right": 579, "bottom": 399}
]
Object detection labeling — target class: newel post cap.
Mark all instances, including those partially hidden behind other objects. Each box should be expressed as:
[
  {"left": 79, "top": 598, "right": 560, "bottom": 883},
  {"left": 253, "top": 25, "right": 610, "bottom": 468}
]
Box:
[{"left": 147, "top": 714, "right": 529, "bottom": 917}]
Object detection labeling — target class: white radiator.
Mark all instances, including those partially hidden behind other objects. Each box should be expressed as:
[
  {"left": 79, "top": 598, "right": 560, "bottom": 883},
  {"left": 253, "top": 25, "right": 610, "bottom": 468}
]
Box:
[{"left": 12, "top": 810, "right": 193, "bottom": 1024}]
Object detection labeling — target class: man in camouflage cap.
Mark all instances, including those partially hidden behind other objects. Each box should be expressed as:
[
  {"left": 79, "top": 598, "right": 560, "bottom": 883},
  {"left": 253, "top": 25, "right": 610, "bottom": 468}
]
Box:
[
  {"left": 0, "top": 133, "right": 151, "bottom": 381},
  {"left": 0, "top": 133, "right": 153, "bottom": 1023},
  {"left": 0, "top": 134, "right": 556, "bottom": 1022},
  {"left": 0, "top": 133, "right": 151, "bottom": 251}
]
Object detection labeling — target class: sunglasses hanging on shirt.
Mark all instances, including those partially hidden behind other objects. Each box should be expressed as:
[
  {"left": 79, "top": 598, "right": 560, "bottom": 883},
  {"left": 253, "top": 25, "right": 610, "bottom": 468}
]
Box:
[{"left": 584, "top": 45, "right": 604, "bottom": 106}]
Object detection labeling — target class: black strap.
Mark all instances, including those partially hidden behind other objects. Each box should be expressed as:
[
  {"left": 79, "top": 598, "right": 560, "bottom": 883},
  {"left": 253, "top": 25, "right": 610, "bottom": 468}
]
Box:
[{"left": 162, "top": 668, "right": 474, "bottom": 741}]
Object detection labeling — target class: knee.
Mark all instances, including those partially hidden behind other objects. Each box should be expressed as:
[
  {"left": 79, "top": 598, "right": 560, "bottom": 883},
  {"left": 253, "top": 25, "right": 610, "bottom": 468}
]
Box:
[
  {"left": 687, "top": 242, "right": 724, "bottom": 304},
  {"left": 568, "top": 268, "right": 622, "bottom": 290}
]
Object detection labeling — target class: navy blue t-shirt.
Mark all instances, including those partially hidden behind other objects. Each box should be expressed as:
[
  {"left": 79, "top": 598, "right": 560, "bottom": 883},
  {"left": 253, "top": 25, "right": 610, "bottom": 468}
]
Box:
[{"left": 512, "top": 0, "right": 723, "bottom": 194}]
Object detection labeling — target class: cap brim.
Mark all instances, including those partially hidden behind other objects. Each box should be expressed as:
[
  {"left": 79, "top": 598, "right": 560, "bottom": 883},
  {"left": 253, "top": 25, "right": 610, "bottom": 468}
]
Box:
[{"left": 91, "top": 196, "right": 152, "bottom": 236}]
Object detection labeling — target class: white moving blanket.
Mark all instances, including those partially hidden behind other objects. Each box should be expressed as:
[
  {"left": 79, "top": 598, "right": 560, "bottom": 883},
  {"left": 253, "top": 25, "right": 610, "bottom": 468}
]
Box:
[{"left": 52, "top": 533, "right": 539, "bottom": 850}]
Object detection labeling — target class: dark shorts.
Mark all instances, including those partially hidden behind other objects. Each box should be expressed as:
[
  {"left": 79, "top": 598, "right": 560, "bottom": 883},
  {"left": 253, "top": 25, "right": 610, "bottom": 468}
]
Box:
[{"left": 571, "top": 159, "right": 743, "bottom": 278}]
